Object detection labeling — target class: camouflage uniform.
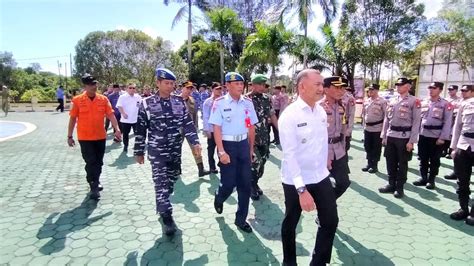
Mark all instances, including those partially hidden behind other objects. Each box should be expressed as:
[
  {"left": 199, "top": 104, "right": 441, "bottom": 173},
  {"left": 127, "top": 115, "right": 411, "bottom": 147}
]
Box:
[
  {"left": 134, "top": 94, "right": 199, "bottom": 216},
  {"left": 246, "top": 90, "right": 274, "bottom": 199}
]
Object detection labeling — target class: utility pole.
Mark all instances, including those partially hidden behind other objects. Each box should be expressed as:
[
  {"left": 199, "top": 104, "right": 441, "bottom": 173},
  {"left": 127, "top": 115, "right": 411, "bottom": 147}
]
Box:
[
  {"left": 65, "top": 61, "right": 68, "bottom": 91},
  {"left": 57, "top": 60, "right": 62, "bottom": 85}
]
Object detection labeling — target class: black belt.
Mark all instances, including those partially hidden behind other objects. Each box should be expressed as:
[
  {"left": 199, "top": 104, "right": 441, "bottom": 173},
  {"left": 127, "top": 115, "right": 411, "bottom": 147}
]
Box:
[
  {"left": 328, "top": 135, "right": 343, "bottom": 144},
  {"left": 390, "top": 126, "right": 411, "bottom": 132},
  {"left": 423, "top": 125, "right": 443, "bottom": 130},
  {"left": 366, "top": 119, "right": 384, "bottom": 126},
  {"left": 463, "top": 132, "right": 474, "bottom": 138}
]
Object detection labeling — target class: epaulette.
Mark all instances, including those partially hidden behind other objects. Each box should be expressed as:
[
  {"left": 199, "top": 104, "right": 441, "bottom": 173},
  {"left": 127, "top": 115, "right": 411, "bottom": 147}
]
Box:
[{"left": 243, "top": 96, "right": 252, "bottom": 101}]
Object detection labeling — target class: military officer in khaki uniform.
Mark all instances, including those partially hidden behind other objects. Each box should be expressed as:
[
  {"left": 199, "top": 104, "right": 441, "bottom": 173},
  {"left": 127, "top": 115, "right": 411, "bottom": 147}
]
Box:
[
  {"left": 379, "top": 78, "right": 421, "bottom": 198},
  {"left": 413, "top": 82, "right": 453, "bottom": 189},
  {"left": 320, "top": 76, "right": 351, "bottom": 199},
  {"left": 180, "top": 81, "right": 210, "bottom": 177},
  {"left": 449, "top": 84, "right": 474, "bottom": 225},
  {"left": 361, "top": 84, "right": 386, "bottom": 173}
]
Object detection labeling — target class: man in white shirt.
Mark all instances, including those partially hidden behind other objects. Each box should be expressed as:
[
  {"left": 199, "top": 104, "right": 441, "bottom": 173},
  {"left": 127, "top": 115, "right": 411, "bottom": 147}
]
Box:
[
  {"left": 279, "top": 69, "right": 338, "bottom": 266},
  {"left": 116, "top": 83, "right": 142, "bottom": 152}
]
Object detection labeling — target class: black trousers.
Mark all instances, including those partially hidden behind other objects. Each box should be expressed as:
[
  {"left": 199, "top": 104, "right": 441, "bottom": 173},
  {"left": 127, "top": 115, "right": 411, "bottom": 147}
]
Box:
[
  {"left": 418, "top": 135, "right": 443, "bottom": 181},
  {"left": 454, "top": 147, "right": 473, "bottom": 212},
  {"left": 79, "top": 140, "right": 106, "bottom": 186},
  {"left": 272, "top": 109, "right": 280, "bottom": 143},
  {"left": 281, "top": 178, "right": 338, "bottom": 266},
  {"left": 207, "top": 133, "right": 217, "bottom": 170},
  {"left": 384, "top": 136, "right": 410, "bottom": 188},
  {"left": 363, "top": 130, "right": 382, "bottom": 166},
  {"left": 56, "top": 98, "right": 64, "bottom": 112},
  {"left": 121, "top": 122, "right": 136, "bottom": 148},
  {"left": 329, "top": 155, "right": 351, "bottom": 199}
]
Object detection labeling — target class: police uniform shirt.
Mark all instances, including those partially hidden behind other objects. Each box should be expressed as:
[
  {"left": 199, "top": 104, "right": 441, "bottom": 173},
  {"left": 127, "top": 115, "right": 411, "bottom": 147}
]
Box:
[
  {"left": 420, "top": 97, "right": 453, "bottom": 140},
  {"left": 209, "top": 94, "right": 258, "bottom": 136},
  {"left": 450, "top": 97, "right": 474, "bottom": 151},
  {"left": 319, "top": 97, "right": 346, "bottom": 160},
  {"left": 279, "top": 97, "right": 330, "bottom": 188},
  {"left": 202, "top": 97, "right": 214, "bottom": 133},
  {"left": 381, "top": 94, "right": 421, "bottom": 143},
  {"left": 134, "top": 95, "right": 199, "bottom": 158},
  {"left": 342, "top": 92, "right": 356, "bottom": 136},
  {"left": 362, "top": 96, "right": 387, "bottom": 132}
]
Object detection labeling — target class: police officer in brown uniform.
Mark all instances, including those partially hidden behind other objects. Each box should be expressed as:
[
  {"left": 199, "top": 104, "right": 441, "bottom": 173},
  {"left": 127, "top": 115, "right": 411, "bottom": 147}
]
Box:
[
  {"left": 379, "top": 78, "right": 421, "bottom": 198},
  {"left": 320, "top": 76, "right": 351, "bottom": 199},
  {"left": 342, "top": 80, "right": 356, "bottom": 153},
  {"left": 361, "top": 84, "right": 387, "bottom": 173},
  {"left": 449, "top": 84, "right": 474, "bottom": 225},
  {"left": 414, "top": 82, "right": 453, "bottom": 189}
]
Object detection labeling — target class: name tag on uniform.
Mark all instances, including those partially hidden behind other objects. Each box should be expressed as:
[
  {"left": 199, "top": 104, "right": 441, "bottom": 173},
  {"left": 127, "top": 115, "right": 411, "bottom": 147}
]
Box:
[
  {"left": 297, "top": 122, "right": 307, "bottom": 127},
  {"left": 149, "top": 104, "right": 162, "bottom": 112},
  {"left": 224, "top": 108, "right": 232, "bottom": 112}
]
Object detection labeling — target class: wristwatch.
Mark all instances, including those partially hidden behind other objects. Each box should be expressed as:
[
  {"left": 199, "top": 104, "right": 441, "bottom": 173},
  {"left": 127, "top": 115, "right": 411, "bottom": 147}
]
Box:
[
  {"left": 218, "top": 151, "right": 226, "bottom": 157},
  {"left": 296, "top": 186, "right": 306, "bottom": 195}
]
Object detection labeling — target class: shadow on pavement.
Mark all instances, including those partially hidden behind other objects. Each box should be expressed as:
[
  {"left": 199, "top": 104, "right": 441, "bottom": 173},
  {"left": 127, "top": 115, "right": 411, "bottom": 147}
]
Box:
[
  {"left": 216, "top": 217, "right": 278, "bottom": 265},
  {"left": 401, "top": 196, "right": 474, "bottom": 236},
  {"left": 440, "top": 161, "right": 454, "bottom": 170},
  {"left": 36, "top": 195, "right": 112, "bottom": 255},
  {"left": 172, "top": 178, "right": 204, "bottom": 213},
  {"left": 109, "top": 152, "right": 135, "bottom": 169},
  {"left": 334, "top": 229, "right": 394, "bottom": 265},
  {"left": 404, "top": 184, "right": 440, "bottom": 201},
  {"left": 126, "top": 230, "right": 208, "bottom": 265},
  {"left": 350, "top": 180, "right": 409, "bottom": 217},
  {"left": 267, "top": 154, "right": 281, "bottom": 167}
]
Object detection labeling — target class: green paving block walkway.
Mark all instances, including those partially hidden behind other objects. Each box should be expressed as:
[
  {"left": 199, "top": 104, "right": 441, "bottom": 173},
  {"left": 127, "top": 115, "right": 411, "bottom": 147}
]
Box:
[{"left": 1, "top": 112, "right": 473, "bottom": 265}]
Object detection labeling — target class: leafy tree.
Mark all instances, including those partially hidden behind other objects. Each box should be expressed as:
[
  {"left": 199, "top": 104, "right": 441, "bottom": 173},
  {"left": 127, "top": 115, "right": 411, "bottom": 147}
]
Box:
[
  {"left": 0, "top": 51, "right": 17, "bottom": 87},
  {"left": 206, "top": 8, "right": 244, "bottom": 84},
  {"left": 164, "top": 0, "right": 211, "bottom": 78},
  {"left": 239, "top": 22, "right": 293, "bottom": 87}
]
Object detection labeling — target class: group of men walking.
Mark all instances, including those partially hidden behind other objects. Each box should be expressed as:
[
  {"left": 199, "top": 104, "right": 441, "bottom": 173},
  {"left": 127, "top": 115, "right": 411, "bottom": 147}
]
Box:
[{"left": 66, "top": 66, "right": 473, "bottom": 265}]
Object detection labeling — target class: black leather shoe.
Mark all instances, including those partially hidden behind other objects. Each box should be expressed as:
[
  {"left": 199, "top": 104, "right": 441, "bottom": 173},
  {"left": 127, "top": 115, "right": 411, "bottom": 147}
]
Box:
[
  {"left": 466, "top": 216, "right": 474, "bottom": 226},
  {"left": 378, "top": 184, "right": 395, "bottom": 194},
  {"left": 256, "top": 184, "right": 263, "bottom": 196},
  {"left": 394, "top": 190, "right": 404, "bottom": 198},
  {"left": 89, "top": 190, "right": 101, "bottom": 200},
  {"left": 450, "top": 209, "right": 468, "bottom": 220},
  {"left": 444, "top": 173, "right": 456, "bottom": 180},
  {"left": 235, "top": 222, "right": 252, "bottom": 233},
  {"left": 425, "top": 182, "right": 435, "bottom": 190},
  {"left": 214, "top": 194, "right": 223, "bottom": 214},
  {"left": 368, "top": 168, "right": 378, "bottom": 174},
  {"left": 210, "top": 169, "right": 219, "bottom": 174},
  {"left": 98, "top": 183, "right": 103, "bottom": 191},
  {"left": 413, "top": 178, "right": 427, "bottom": 186},
  {"left": 361, "top": 165, "right": 370, "bottom": 172}
]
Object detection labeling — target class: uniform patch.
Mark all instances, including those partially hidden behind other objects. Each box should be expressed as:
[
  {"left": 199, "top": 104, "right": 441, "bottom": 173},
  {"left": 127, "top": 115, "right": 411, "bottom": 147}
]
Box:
[
  {"left": 297, "top": 122, "right": 307, "bottom": 127},
  {"left": 415, "top": 99, "right": 421, "bottom": 108},
  {"left": 447, "top": 102, "right": 453, "bottom": 111},
  {"left": 223, "top": 108, "right": 232, "bottom": 112}
]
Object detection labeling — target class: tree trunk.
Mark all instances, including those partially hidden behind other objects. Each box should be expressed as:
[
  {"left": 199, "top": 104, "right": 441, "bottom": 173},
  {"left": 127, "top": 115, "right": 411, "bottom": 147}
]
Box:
[
  {"left": 187, "top": 0, "right": 192, "bottom": 80},
  {"left": 271, "top": 64, "right": 276, "bottom": 90},
  {"left": 220, "top": 37, "right": 225, "bottom": 85},
  {"left": 303, "top": 25, "right": 308, "bottom": 69}
]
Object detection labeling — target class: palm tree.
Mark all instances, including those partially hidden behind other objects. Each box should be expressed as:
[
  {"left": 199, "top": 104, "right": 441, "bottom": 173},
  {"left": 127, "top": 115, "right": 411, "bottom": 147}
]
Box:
[
  {"left": 164, "top": 0, "right": 211, "bottom": 79},
  {"left": 206, "top": 8, "right": 244, "bottom": 84},
  {"left": 279, "top": 0, "right": 337, "bottom": 68},
  {"left": 239, "top": 22, "right": 293, "bottom": 88}
]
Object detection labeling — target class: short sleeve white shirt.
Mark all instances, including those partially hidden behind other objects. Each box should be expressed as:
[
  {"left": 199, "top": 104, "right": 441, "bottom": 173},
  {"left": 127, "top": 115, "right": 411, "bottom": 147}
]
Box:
[
  {"left": 116, "top": 93, "right": 142, "bottom": 124},
  {"left": 279, "top": 97, "right": 329, "bottom": 188}
]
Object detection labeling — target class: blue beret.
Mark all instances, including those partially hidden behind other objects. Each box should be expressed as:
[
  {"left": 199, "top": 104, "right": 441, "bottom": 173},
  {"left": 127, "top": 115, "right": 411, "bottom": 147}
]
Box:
[
  {"left": 155, "top": 68, "right": 176, "bottom": 81},
  {"left": 225, "top": 72, "right": 244, "bottom": 82}
]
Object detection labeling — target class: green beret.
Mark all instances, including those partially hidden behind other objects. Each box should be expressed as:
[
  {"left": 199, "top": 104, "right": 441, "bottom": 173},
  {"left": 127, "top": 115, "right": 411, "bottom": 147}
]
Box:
[{"left": 251, "top": 74, "right": 268, "bottom": 84}]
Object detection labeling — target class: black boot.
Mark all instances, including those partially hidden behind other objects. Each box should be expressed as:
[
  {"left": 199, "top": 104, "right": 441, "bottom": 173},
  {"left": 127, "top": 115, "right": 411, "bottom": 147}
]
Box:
[
  {"left": 450, "top": 209, "right": 468, "bottom": 221},
  {"left": 160, "top": 213, "right": 177, "bottom": 236},
  {"left": 394, "top": 183, "right": 404, "bottom": 198},
  {"left": 256, "top": 184, "right": 263, "bottom": 195},
  {"left": 368, "top": 161, "right": 378, "bottom": 173},
  {"left": 209, "top": 167, "right": 219, "bottom": 174},
  {"left": 425, "top": 176, "right": 436, "bottom": 190},
  {"left": 198, "top": 163, "right": 210, "bottom": 177},
  {"left": 379, "top": 179, "right": 396, "bottom": 194},
  {"left": 413, "top": 176, "right": 428, "bottom": 186},
  {"left": 250, "top": 182, "right": 260, "bottom": 200},
  {"left": 89, "top": 182, "right": 101, "bottom": 200},
  {"left": 362, "top": 163, "right": 371, "bottom": 172},
  {"left": 444, "top": 172, "right": 456, "bottom": 180},
  {"left": 466, "top": 208, "right": 474, "bottom": 226}
]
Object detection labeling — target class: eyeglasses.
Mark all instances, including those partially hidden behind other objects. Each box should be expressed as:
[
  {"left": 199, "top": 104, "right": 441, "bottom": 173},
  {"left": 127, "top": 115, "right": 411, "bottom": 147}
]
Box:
[{"left": 128, "top": 87, "right": 136, "bottom": 90}]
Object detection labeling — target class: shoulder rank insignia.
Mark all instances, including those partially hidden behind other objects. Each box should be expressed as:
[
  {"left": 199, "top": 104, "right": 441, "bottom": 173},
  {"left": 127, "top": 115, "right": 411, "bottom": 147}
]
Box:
[
  {"left": 447, "top": 102, "right": 453, "bottom": 111},
  {"left": 415, "top": 98, "right": 421, "bottom": 108}
]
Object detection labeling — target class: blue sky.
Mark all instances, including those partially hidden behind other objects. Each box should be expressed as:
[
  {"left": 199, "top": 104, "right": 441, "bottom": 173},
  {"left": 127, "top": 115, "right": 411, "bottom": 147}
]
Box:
[{"left": 1, "top": 0, "right": 442, "bottom": 75}]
